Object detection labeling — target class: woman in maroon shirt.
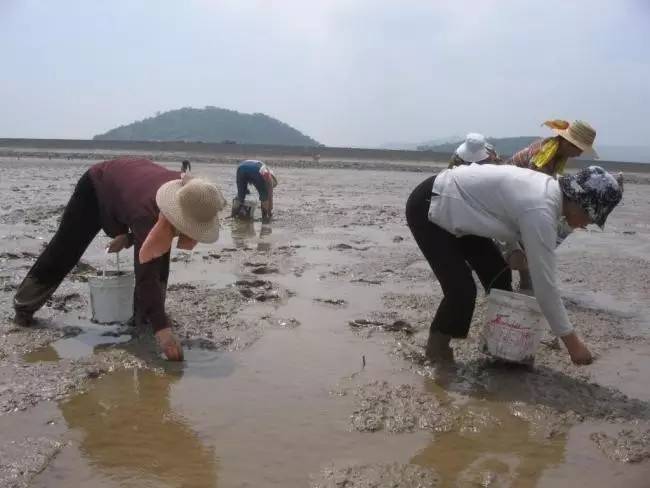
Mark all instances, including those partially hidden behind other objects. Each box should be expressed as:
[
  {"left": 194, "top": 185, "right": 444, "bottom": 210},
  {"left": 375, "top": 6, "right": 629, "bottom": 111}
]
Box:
[{"left": 13, "top": 157, "right": 226, "bottom": 361}]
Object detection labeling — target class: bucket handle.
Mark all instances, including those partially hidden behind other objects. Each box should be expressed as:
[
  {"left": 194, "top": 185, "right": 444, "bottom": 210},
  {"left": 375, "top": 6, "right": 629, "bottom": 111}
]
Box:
[
  {"left": 485, "top": 265, "right": 511, "bottom": 296},
  {"left": 103, "top": 250, "right": 121, "bottom": 278}
]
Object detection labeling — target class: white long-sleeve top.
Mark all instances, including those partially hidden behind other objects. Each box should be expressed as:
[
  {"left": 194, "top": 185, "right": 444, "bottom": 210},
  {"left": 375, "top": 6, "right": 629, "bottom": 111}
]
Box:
[{"left": 428, "top": 164, "right": 572, "bottom": 336}]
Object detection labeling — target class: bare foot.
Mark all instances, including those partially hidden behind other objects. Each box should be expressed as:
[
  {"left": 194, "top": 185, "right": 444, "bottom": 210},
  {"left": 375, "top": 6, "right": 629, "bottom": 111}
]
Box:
[{"left": 155, "top": 327, "right": 184, "bottom": 361}]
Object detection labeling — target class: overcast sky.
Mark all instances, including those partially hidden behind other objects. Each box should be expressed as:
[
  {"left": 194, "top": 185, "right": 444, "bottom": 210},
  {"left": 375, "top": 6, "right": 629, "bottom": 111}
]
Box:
[{"left": 1, "top": 0, "right": 648, "bottom": 147}]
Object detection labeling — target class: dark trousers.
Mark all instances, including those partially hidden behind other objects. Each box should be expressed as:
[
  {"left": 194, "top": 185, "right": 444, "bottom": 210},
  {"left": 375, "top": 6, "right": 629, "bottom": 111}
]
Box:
[
  {"left": 236, "top": 165, "right": 268, "bottom": 202},
  {"left": 14, "top": 171, "right": 102, "bottom": 314},
  {"left": 405, "top": 176, "right": 512, "bottom": 338}
]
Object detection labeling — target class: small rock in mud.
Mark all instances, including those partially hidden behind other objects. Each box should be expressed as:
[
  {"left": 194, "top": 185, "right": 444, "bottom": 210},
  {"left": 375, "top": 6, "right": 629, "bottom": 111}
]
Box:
[
  {"left": 250, "top": 265, "right": 279, "bottom": 275},
  {"left": 590, "top": 428, "right": 650, "bottom": 463},
  {"left": 383, "top": 320, "right": 414, "bottom": 334},
  {"left": 330, "top": 243, "right": 371, "bottom": 251},
  {"left": 315, "top": 298, "right": 347, "bottom": 306},
  {"left": 349, "top": 319, "right": 413, "bottom": 335},
  {"left": 350, "top": 381, "right": 456, "bottom": 433},
  {"left": 350, "top": 278, "right": 383, "bottom": 285},
  {"left": 262, "top": 316, "right": 301, "bottom": 329},
  {"left": 392, "top": 235, "right": 404, "bottom": 242},
  {"left": 311, "top": 463, "right": 440, "bottom": 488}
]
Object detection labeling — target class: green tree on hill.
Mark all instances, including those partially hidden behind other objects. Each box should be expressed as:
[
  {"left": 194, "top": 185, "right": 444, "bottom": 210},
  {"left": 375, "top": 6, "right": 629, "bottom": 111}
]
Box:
[{"left": 94, "top": 106, "right": 319, "bottom": 146}]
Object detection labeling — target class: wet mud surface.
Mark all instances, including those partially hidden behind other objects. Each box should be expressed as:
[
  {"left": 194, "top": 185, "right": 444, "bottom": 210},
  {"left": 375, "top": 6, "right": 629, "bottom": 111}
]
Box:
[
  {"left": 311, "top": 463, "right": 440, "bottom": 488},
  {"left": 1, "top": 157, "right": 649, "bottom": 487}
]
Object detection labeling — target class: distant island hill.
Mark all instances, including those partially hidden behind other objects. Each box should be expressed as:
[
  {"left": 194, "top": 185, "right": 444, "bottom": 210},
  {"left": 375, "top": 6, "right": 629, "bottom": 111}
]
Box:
[{"left": 93, "top": 106, "right": 320, "bottom": 147}]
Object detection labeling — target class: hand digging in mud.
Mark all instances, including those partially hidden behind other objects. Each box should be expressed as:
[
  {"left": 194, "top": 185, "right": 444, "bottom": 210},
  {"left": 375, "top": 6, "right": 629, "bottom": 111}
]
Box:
[{"left": 155, "top": 327, "right": 184, "bottom": 361}]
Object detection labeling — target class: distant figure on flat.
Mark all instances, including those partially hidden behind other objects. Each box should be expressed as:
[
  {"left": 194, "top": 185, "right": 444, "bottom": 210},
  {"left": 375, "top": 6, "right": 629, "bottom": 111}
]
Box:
[
  {"left": 448, "top": 133, "right": 501, "bottom": 168},
  {"left": 233, "top": 160, "right": 277, "bottom": 224}
]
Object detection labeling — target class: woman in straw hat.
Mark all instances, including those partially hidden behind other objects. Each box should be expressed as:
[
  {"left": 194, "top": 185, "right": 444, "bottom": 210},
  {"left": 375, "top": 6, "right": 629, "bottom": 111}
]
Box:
[
  {"left": 13, "top": 157, "right": 226, "bottom": 361},
  {"left": 405, "top": 164, "right": 622, "bottom": 365},
  {"left": 508, "top": 119, "right": 598, "bottom": 176},
  {"left": 504, "top": 120, "right": 598, "bottom": 289}
]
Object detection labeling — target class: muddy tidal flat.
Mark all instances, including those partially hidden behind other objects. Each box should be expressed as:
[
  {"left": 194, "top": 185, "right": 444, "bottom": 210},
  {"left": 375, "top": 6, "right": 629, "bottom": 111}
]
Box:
[{"left": 1, "top": 156, "right": 649, "bottom": 488}]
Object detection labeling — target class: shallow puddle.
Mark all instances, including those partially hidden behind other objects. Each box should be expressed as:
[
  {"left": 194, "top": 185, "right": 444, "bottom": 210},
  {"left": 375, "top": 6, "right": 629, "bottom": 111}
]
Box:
[{"left": 24, "top": 327, "right": 132, "bottom": 362}]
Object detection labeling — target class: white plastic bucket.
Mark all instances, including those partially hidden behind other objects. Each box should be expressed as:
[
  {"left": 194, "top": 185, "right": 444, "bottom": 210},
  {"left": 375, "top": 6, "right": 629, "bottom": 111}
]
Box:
[
  {"left": 479, "top": 289, "right": 546, "bottom": 364},
  {"left": 88, "top": 252, "right": 134, "bottom": 324},
  {"left": 231, "top": 198, "right": 257, "bottom": 220}
]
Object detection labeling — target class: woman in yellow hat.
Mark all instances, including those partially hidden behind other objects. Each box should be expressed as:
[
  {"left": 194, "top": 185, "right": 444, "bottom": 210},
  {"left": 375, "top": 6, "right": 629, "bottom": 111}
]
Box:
[{"left": 508, "top": 119, "right": 598, "bottom": 176}]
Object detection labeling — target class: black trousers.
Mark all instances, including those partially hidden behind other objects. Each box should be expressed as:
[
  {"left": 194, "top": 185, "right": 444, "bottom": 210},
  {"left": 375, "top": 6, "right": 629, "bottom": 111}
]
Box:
[
  {"left": 14, "top": 171, "right": 102, "bottom": 314},
  {"left": 405, "top": 176, "right": 512, "bottom": 338}
]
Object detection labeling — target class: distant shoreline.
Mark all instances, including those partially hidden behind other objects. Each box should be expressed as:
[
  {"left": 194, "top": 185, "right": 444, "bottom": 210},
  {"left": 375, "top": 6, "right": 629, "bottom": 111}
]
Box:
[{"left": 0, "top": 137, "right": 648, "bottom": 174}]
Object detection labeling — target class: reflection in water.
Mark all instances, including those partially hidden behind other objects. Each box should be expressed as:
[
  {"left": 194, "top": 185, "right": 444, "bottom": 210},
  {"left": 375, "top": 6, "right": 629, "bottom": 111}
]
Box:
[
  {"left": 411, "top": 373, "right": 566, "bottom": 487},
  {"left": 231, "top": 219, "right": 274, "bottom": 251},
  {"left": 60, "top": 369, "right": 218, "bottom": 488},
  {"left": 258, "top": 224, "right": 272, "bottom": 251},
  {"left": 231, "top": 219, "right": 255, "bottom": 248},
  {"left": 411, "top": 407, "right": 565, "bottom": 487}
]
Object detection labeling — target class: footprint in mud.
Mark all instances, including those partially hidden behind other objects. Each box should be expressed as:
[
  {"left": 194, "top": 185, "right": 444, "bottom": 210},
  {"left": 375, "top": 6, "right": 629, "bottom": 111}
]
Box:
[
  {"left": 311, "top": 463, "right": 440, "bottom": 488},
  {"left": 329, "top": 243, "right": 371, "bottom": 251}
]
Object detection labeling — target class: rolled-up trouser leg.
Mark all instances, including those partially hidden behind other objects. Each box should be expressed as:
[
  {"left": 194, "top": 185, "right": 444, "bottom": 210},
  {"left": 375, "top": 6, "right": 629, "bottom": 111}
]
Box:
[{"left": 13, "top": 171, "right": 102, "bottom": 315}]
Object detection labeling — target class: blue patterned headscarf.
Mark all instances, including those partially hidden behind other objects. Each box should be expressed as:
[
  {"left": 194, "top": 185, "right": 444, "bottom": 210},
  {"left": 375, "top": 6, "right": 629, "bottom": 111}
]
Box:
[{"left": 559, "top": 166, "right": 623, "bottom": 228}]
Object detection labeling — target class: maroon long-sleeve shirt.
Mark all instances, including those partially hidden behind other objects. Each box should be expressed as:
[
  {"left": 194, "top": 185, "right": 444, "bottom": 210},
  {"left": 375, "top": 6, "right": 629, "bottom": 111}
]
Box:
[{"left": 89, "top": 157, "right": 180, "bottom": 330}]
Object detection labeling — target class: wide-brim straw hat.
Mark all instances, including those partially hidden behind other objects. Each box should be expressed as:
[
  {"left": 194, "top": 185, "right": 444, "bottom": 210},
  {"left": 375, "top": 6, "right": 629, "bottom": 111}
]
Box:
[
  {"left": 549, "top": 120, "right": 599, "bottom": 159},
  {"left": 156, "top": 175, "right": 227, "bottom": 244},
  {"left": 456, "top": 133, "right": 490, "bottom": 163}
]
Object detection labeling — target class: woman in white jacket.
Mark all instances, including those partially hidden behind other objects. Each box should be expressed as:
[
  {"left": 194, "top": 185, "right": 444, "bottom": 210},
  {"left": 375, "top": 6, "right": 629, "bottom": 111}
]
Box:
[{"left": 405, "top": 164, "right": 623, "bottom": 365}]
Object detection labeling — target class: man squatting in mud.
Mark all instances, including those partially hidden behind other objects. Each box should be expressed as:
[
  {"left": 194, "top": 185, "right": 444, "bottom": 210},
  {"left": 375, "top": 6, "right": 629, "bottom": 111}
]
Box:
[
  {"left": 406, "top": 163, "right": 623, "bottom": 365},
  {"left": 12, "top": 157, "right": 226, "bottom": 361},
  {"left": 234, "top": 160, "right": 278, "bottom": 224}
]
